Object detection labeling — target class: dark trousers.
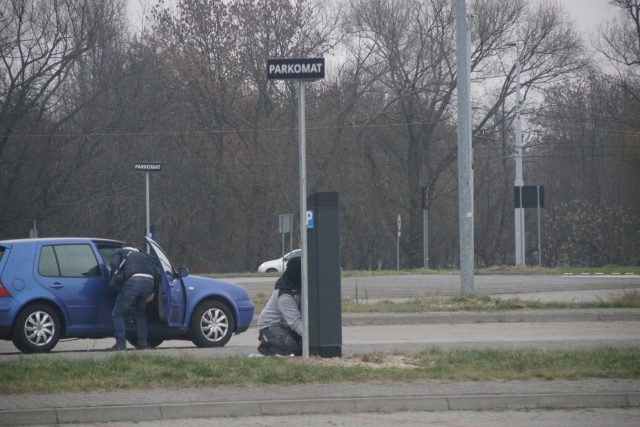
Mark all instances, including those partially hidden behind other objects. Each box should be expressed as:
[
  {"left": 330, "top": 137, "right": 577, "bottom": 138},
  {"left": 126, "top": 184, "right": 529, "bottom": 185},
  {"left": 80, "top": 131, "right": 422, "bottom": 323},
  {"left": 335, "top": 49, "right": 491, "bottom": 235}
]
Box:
[
  {"left": 258, "top": 325, "right": 302, "bottom": 356},
  {"left": 112, "top": 276, "right": 154, "bottom": 348}
]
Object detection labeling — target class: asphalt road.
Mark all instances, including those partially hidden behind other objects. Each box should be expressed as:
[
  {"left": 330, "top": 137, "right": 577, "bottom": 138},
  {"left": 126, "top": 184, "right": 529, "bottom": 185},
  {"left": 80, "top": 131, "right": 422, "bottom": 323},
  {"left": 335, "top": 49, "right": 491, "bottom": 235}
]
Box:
[{"left": 2, "top": 318, "right": 637, "bottom": 359}]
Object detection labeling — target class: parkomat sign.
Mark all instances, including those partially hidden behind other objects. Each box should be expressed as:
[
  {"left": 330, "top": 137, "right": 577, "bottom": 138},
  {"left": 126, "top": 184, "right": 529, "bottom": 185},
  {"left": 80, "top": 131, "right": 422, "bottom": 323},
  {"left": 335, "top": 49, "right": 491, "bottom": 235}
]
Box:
[
  {"left": 134, "top": 162, "right": 162, "bottom": 172},
  {"left": 267, "top": 58, "right": 325, "bottom": 80}
]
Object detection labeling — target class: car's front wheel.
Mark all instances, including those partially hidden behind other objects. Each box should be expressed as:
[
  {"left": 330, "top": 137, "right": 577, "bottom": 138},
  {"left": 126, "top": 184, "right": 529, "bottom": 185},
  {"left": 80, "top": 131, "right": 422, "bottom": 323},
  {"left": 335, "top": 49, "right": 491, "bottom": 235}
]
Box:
[
  {"left": 190, "top": 300, "right": 235, "bottom": 348},
  {"left": 12, "top": 304, "right": 61, "bottom": 353}
]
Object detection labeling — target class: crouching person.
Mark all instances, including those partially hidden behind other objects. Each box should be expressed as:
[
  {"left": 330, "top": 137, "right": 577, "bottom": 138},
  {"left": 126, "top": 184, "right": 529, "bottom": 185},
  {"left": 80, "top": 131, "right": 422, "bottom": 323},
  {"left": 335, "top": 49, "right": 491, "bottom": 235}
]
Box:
[{"left": 257, "top": 257, "right": 302, "bottom": 356}]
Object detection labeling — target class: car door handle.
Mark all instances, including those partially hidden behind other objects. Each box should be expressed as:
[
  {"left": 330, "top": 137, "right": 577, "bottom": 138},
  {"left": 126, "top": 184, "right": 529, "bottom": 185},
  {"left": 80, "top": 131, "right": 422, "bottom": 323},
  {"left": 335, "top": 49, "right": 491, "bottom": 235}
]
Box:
[{"left": 50, "top": 282, "right": 64, "bottom": 289}]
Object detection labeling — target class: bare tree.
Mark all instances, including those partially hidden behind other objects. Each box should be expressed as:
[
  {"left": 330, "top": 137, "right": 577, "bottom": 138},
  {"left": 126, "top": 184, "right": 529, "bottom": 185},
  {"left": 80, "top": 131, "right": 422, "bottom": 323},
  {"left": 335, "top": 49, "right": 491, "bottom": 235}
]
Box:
[
  {"left": 145, "top": 0, "right": 337, "bottom": 270},
  {"left": 339, "top": 0, "right": 585, "bottom": 267},
  {"left": 596, "top": 0, "right": 640, "bottom": 101},
  {"left": 528, "top": 71, "right": 640, "bottom": 266},
  {"left": 0, "top": 0, "right": 126, "bottom": 237}
]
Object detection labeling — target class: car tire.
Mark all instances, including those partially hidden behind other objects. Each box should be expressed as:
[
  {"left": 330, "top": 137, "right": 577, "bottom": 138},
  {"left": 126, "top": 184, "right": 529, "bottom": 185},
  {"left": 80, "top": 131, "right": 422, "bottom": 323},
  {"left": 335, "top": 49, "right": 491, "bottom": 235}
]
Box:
[
  {"left": 12, "top": 304, "right": 61, "bottom": 353},
  {"left": 126, "top": 336, "right": 164, "bottom": 349},
  {"left": 266, "top": 268, "right": 278, "bottom": 273},
  {"left": 190, "top": 300, "right": 235, "bottom": 348}
]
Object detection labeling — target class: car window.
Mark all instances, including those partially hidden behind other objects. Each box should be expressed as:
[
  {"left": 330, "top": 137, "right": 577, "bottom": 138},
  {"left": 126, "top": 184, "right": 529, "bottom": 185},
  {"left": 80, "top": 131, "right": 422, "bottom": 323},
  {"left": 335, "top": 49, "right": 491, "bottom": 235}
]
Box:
[
  {"left": 39, "top": 244, "right": 100, "bottom": 277},
  {"left": 0, "top": 246, "right": 5, "bottom": 262},
  {"left": 285, "top": 249, "right": 301, "bottom": 260},
  {"left": 39, "top": 246, "right": 61, "bottom": 276},
  {"left": 147, "top": 240, "right": 174, "bottom": 276}
]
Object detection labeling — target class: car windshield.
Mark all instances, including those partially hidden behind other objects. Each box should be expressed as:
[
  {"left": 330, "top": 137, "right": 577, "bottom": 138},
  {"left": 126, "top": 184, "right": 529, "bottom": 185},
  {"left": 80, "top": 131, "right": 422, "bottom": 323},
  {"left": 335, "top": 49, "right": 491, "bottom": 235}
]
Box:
[{"left": 286, "top": 249, "right": 301, "bottom": 259}]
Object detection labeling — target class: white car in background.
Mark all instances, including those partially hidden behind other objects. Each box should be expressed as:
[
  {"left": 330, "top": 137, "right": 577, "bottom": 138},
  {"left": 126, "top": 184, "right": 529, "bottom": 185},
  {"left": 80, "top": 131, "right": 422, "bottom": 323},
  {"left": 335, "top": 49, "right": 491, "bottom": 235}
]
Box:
[{"left": 257, "top": 249, "right": 301, "bottom": 273}]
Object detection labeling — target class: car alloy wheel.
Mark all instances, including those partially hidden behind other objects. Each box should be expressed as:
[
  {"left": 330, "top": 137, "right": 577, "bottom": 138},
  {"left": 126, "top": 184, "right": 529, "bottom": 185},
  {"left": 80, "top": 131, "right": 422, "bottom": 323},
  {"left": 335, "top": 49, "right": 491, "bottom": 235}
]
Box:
[
  {"left": 200, "top": 307, "right": 228, "bottom": 342},
  {"left": 26, "top": 310, "right": 55, "bottom": 346},
  {"left": 12, "top": 304, "right": 61, "bottom": 353},
  {"left": 190, "top": 300, "right": 235, "bottom": 347}
]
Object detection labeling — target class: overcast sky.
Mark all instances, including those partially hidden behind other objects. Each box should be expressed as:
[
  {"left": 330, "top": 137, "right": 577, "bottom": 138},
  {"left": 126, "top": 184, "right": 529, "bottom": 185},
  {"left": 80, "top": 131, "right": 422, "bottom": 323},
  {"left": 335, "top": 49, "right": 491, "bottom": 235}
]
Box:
[
  {"left": 126, "top": 0, "right": 619, "bottom": 38},
  {"left": 559, "top": 0, "right": 617, "bottom": 35}
]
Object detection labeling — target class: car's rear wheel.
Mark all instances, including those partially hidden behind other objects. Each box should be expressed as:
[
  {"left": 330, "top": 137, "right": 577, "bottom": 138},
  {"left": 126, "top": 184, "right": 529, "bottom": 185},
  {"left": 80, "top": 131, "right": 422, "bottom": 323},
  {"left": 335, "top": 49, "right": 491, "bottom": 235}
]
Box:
[
  {"left": 12, "top": 304, "right": 61, "bottom": 353},
  {"left": 126, "top": 336, "right": 164, "bottom": 349},
  {"left": 190, "top": 300, "right": 235, "bottom": 348},
  {"left": 266, "top": 268, "right": 278, "bottom": 273}
]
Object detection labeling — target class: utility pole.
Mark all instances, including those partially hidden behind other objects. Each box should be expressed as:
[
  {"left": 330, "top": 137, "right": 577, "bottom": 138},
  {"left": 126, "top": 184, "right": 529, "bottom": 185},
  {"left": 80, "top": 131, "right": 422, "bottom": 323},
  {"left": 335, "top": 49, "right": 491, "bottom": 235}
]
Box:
[
  {"left": 455, "top": 0, "right": 474, "bottom": 296},
  {"left": 507, "top": 43, "right": 525, "bottom": 265}
]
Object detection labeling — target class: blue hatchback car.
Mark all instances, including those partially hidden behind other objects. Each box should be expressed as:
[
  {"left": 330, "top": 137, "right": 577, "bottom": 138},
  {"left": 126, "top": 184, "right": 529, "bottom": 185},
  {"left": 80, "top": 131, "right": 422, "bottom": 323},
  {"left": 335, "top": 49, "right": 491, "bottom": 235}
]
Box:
[{"left": 0, "top": 236, "right": 254, "bottom": 353}]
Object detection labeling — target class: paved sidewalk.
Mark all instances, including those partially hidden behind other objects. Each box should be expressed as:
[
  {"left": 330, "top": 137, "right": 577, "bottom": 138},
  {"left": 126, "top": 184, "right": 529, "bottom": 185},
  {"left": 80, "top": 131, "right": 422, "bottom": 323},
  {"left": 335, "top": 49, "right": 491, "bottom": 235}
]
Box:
[
  {"left": 0, "top": 379, "right": 640, "bottom": 426},
  {"left": 2, "top": 379, "right": 640, "bottom": 426}
]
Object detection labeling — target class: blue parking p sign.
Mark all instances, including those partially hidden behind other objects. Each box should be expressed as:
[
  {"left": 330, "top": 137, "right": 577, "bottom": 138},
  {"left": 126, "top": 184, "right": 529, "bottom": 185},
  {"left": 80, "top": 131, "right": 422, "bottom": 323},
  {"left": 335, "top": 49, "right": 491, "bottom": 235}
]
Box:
[{"left": 306, "top": 210, "right": 314, "bottom": 229}]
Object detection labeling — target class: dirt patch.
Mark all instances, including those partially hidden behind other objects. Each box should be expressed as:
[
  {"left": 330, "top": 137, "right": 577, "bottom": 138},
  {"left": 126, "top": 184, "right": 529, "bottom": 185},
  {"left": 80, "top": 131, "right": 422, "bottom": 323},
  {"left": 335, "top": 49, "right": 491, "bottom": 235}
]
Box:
[{"left": 292, "top": 354, "right": 419, "bottom": 369}]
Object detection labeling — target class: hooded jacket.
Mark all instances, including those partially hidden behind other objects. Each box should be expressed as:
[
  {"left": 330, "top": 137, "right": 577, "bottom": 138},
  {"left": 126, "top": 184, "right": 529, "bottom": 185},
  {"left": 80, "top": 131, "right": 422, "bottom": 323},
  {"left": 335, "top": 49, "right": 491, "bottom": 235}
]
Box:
[
  {"left": 257, "top": 257, "right": 302, "bottom": 336},
  {"left": 108, "top": 246, "right": 160, "bottom": 292}
]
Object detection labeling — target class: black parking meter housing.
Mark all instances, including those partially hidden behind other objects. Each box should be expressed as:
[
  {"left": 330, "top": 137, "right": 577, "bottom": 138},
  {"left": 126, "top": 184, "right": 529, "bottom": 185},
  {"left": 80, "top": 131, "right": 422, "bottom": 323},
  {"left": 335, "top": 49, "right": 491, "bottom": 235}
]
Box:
[{"left": 307, "top": 192, "right": 342, "bottom": 357}]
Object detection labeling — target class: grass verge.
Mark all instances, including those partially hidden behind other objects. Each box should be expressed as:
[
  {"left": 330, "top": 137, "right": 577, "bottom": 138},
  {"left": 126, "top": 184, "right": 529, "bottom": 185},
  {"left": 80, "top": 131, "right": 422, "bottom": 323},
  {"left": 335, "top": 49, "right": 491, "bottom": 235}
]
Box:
[
  {"left": 250, "top": 290, "right": 640, "bottom": 315},
  {"left": 215, "top": 265, "right": 639, "bottom": 278},
  {"left": 342, "top": 290, "right": 640, "bottom": 313},
  {"left": 1, "top": 347, "right": 638, "bottom": 394}
]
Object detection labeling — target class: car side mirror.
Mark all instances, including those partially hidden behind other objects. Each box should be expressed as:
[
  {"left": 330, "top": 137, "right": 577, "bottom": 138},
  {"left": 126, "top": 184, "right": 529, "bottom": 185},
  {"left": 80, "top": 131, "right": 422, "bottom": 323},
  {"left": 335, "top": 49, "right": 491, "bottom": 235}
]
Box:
[{"left": 177, "top": 267, "right": 189, "bottom": 278}]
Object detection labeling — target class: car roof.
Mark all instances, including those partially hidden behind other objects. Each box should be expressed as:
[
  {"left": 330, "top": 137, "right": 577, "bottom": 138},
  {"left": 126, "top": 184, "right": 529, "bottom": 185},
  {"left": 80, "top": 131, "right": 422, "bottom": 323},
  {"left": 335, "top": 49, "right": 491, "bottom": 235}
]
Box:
[{"left": 0, "top": 237, "right": 124, "bottom": 245}]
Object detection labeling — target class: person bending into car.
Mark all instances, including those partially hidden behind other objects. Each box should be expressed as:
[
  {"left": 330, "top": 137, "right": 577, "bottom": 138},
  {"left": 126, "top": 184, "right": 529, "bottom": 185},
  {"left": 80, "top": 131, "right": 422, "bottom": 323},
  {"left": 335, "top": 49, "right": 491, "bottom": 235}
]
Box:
[
  {"left": 108, "top": 244, "right": 160, "bottom": 351},
  {"left": 256, "top": 256, "right": 302, "bottom": 356}
]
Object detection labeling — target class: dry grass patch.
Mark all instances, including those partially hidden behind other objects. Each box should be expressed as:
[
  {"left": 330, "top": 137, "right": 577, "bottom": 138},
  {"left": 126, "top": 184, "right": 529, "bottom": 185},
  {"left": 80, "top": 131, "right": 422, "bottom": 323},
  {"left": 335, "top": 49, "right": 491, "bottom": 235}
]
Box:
[{"left": 294, "top": 354, "right": 420, "bottom": 370}]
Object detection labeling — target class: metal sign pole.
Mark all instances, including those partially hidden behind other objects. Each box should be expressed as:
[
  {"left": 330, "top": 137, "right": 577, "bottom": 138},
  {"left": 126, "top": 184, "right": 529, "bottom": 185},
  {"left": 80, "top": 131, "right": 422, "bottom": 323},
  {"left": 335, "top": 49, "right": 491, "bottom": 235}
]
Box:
[
  {"left": 133, "top": 162, "right": 161, "bottom": 250},
  {"left": 281, "top": 228, "right": 285, "bottom": 270},
  {"left": 145, "top": 171, "right": 150, "bottom": 238},
  {"left": 396, "top": 213, "right": 401, "bottom": 270},
  {"left": 537, "top": 185, "right": 542, "bottom": 267},
  {"left": 298, "top": 80, "right": 310, "bottom": 359},
  {"left": 267, "top": 57, "right": 323, "bottom": 359},
  {"left": 422, "top": 186, "right": 429, "bottom": 269}
]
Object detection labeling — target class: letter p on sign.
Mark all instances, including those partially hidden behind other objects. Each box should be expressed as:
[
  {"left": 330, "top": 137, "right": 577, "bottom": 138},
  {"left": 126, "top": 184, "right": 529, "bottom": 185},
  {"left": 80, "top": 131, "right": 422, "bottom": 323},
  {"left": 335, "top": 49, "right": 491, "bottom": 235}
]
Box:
[{"left": 306, "top": 210, "right": 314, "bottom": 229}]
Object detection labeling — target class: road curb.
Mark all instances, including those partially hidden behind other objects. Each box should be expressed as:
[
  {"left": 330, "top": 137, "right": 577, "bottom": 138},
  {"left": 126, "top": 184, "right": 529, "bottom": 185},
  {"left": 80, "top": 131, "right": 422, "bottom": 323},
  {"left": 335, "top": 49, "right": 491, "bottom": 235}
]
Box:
[
  {"left": 341, "top": 310, "right": 640, "bottom": 326},
  {"left": 2, "top": 392, "right": 638, "bottom": 425}
]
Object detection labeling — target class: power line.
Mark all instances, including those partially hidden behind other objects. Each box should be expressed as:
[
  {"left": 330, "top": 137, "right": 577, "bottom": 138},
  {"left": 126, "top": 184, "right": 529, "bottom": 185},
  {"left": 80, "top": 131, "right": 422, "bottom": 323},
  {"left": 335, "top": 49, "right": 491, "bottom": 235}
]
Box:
[{"left": 3, "top": 119, "right": 451, "bottom": 140}]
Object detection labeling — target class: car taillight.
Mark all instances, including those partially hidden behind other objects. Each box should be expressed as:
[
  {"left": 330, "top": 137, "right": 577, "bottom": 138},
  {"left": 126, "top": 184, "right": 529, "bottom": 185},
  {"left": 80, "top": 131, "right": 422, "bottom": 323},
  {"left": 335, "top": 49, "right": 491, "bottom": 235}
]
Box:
[{"left": 0, "top": 280, "right": 10, "bottom": 297}]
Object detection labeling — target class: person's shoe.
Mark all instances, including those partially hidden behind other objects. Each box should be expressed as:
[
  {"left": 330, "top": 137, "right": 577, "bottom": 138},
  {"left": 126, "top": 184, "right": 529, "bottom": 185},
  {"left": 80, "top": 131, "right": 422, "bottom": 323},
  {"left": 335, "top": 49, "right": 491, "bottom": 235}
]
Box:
[{"left": 109, "top": 344, "right": 126, "bottom": 351}]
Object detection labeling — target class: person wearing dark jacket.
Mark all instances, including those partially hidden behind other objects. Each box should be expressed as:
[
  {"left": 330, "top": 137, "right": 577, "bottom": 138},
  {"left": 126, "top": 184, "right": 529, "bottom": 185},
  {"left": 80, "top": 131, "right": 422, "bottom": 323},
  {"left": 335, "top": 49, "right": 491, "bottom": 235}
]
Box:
[
  {"left": 256, "top": 256, "right": 302, "bottom": 356},
  {"left": 108, "top": 244, "right": 160, "bottom": 351}
]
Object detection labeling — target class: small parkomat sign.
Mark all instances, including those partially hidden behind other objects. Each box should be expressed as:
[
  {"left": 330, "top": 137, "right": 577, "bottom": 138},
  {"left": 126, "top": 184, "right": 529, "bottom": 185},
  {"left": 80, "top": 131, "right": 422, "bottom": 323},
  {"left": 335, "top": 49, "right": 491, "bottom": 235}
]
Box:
[
  {"left": 134, "top": 162, "right": 162, "bottom": 172},
  {"left": 267, "top": 58, "right": 325, "bottom": 80}
]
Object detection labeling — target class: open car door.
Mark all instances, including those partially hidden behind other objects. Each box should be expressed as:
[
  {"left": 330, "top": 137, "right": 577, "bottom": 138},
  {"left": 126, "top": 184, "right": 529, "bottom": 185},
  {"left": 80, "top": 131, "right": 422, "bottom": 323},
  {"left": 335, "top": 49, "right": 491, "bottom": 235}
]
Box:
[{"left": 145, "top": 237, "right": 186, "bottom": 327}]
